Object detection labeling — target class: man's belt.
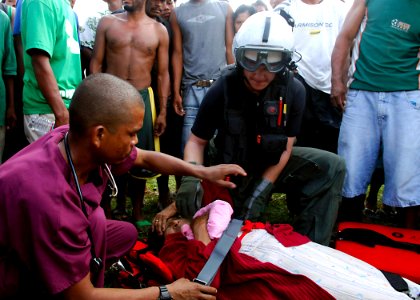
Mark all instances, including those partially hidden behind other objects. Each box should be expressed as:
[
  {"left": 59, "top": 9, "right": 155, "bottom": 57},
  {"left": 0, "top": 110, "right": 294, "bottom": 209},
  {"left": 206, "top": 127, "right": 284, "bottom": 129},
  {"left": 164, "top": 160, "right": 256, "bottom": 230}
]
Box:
[{"left": 193, "top": 80, "right": 214, "bottom": 87}]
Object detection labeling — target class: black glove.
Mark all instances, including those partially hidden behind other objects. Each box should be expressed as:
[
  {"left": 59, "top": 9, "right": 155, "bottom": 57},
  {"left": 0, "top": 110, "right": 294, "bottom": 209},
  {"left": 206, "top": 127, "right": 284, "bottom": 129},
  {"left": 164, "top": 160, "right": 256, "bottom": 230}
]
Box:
[
  {"left": 242, "top": 178, "right": 274, "bottom": 220},
  {"left": 175, "top": 176, "right": 203, "bottom": 218}
]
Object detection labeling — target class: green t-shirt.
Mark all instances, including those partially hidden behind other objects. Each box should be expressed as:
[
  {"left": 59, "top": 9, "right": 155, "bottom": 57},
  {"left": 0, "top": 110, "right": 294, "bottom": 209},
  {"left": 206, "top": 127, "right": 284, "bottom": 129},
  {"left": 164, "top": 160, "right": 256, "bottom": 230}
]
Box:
[
  {"left": 0, "top": 10, "right": 17, "bottom": 126},
  {"left": 349, "top": 0, "right": 420, "bottom": 92},
  {"left": 21, "top": 0, "right": 82, "bottom": 114}
]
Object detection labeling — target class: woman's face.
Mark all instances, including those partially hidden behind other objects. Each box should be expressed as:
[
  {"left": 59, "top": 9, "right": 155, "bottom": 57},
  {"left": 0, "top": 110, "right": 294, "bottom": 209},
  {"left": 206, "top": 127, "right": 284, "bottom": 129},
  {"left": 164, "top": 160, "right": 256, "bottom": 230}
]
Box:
[
  {"left": 243, "top": 65, "right": 276, "bottom": 94},
  {"left": 164, "top": 217, "right": 189, "bottom": 236},
  {"left": 234, "top": 12, "right": 251, "bottom": 34}
]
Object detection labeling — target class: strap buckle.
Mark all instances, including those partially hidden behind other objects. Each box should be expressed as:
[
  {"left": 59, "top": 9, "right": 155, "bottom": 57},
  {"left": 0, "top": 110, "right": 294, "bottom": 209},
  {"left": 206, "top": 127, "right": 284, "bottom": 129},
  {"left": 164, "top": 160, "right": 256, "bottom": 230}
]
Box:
[{"left": 193, "top": 278, "right": 208, "bottom": 285}]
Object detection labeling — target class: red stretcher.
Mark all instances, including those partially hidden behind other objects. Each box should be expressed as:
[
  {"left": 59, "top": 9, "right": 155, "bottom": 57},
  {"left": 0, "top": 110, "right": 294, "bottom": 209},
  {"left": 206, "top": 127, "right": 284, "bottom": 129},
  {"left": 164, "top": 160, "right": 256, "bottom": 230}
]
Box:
[{"left": 335, "top": 222, "right": 420, "bottom": 284}]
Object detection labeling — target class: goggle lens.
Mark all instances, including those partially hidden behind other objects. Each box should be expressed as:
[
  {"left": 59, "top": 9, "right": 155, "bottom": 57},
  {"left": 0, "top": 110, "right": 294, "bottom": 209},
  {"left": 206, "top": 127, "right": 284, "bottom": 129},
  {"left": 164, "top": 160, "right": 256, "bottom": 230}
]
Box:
[{"left": 237, "top": 48, "right": 290, "bottom": 73}]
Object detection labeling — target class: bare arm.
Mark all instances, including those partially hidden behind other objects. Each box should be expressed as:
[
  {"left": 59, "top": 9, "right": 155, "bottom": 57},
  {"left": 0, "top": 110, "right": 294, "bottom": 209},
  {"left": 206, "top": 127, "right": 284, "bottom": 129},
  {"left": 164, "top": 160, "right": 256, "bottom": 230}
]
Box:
[
  {"left": 134, "top": 146, "right": 246, "bottom": 188},
  {"left": 29, "top": 50, "right": 68, "bottom": 127},
  {"left": 170, "top": 11, "right": 185, "bottom": 116},
  {"left": 63, "top": 272, "right": 217, "bottom": 300},
  {"left": 224, "top": 5, "right": 234, "bottom": 65},
  {"left": 154, "top": 23, "right": 171, "bottom": 136},
  {"left": 192, "top": 213, "right": 211, "bottom": 245},
  {"left": 183, "top": 133, "right": 207, "bottom": 164},
  {"left": 184, "top": 133, "right": 293, "bottom": 186},
  {"left": 260, "top": 137, "right": 295, "bottom": 184},
  {"left": 90, "top": 17, "right": 109, "bottom": 74},
  {"left": 331, "top": 0, "right": 366, "bottom": 111},
  {"left": 5, "top": 76, "right": 16, "bottom": 129},
  {"left": 13, "top": 34, "right": 24, "bottom": 80}
]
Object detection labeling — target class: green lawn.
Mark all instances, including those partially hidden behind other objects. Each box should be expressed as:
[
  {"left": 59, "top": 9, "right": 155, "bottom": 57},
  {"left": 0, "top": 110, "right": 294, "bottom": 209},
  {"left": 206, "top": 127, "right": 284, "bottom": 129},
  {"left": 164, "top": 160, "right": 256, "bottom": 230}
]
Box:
[{"left": 113, "top": 176, "right": 389, "bottom": 228}]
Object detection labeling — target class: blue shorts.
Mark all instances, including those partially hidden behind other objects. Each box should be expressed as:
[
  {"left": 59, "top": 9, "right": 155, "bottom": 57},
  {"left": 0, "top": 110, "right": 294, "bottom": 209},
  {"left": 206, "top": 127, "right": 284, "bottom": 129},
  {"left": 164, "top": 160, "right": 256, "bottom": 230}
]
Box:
[{"left": 338, "top": 89, "right": 420, "bottom": 207}]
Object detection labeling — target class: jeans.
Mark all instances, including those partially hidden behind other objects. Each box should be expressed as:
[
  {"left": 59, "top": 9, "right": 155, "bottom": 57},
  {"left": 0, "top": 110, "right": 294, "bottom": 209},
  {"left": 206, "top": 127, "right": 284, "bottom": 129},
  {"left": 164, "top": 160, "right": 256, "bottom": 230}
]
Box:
[
  {"left": 338, "top": 89, "right": 420, "bottom": 207},
  {"left": 181, "top": 85, "right": 212, "bottom": 156}
]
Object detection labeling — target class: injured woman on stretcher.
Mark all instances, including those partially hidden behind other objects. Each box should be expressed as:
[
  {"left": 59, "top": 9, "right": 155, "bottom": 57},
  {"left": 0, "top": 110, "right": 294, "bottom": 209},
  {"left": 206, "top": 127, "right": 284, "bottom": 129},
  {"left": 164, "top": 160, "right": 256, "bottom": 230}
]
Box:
[{"left": 152, "top": 200, "right": 420, "bottom": 300}]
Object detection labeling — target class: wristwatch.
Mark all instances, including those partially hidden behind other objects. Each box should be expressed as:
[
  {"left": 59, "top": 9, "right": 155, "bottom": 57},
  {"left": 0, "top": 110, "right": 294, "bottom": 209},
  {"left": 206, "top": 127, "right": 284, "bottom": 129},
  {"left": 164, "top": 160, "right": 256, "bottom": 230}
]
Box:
[{"left": 158, "top": 285, "right": 172, "bottom": 300}]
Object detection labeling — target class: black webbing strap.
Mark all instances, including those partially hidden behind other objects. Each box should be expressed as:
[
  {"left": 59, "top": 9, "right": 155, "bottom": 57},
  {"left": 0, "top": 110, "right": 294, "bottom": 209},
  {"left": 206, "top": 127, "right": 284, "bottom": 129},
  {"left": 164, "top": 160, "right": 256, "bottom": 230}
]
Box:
[
  {"left": 338, "top": 227, "right": 413, "bottom": 294},
  {"left": 380, "top": 271, "right": 409, "bottom": 293},
  {"left": 278, "top": 9, "right": 295, "bottom": 28},
  {"left": 262, "top": 16, "right": 271, "bottom": 43},
  {"left": 193, "top": 218, "right": 244, "bottom": 285},
  {"left": 336, "top": 228, "right": 420, "bottom": 253}
]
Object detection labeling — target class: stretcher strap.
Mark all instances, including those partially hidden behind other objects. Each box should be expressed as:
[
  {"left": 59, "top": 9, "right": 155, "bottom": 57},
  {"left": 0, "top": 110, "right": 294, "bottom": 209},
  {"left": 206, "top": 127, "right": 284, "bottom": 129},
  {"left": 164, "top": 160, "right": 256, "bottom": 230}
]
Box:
[{"left": 193, "top": 219, "right": 243, "bottom": 286}]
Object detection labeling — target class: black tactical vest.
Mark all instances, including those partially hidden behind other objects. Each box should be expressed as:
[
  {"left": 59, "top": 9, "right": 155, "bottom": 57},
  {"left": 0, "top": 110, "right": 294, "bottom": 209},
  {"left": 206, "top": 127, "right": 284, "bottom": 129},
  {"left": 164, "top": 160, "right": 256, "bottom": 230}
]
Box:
[{"left": 219, "top": 68, "right": 293, "bottom": 174}]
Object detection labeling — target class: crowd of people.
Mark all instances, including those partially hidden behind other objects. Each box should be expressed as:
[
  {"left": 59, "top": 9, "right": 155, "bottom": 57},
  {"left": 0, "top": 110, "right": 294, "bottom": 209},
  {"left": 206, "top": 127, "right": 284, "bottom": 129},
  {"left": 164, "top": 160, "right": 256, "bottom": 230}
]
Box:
[{"left": 0, "top": 0, "right": 419, "bottom": 298}]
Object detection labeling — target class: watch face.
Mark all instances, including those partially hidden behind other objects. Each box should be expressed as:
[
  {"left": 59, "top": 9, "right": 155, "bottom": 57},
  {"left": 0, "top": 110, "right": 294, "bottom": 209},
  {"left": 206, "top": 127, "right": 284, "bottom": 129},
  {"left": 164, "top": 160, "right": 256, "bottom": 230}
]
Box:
[{"left": 159, "top": 285, "right": 172, "bottom": 300}]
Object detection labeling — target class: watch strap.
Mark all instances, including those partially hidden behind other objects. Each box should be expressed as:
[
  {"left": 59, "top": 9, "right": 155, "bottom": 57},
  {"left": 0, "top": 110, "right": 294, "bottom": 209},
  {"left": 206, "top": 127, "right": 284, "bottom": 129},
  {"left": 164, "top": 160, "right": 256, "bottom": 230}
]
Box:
[{"left": 159, "top": 285, "right": 172, "bottom": 300}]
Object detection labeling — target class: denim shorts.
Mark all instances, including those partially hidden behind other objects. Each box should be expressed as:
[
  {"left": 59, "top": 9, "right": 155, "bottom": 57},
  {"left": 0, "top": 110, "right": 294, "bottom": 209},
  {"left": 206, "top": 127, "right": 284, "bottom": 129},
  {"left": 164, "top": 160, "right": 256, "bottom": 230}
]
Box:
[
  {"left": 181, "top": 85, "right": 211, "bottom": 156},
  {"left": 338, "top": 89, "right": 420, "bottom": 207}
]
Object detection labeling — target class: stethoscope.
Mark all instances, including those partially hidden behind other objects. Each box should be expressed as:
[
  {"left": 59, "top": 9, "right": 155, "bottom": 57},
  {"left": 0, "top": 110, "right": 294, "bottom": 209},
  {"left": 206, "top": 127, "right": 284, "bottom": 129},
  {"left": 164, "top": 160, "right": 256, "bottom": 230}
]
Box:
[{"left": 64, "top": 132, "right": 118, "bottom": 276}]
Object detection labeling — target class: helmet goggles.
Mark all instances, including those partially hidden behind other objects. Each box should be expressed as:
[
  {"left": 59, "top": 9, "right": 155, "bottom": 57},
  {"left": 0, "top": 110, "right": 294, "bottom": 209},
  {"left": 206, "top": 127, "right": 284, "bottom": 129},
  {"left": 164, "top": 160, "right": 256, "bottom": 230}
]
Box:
[{"left": 236, "top": 46, "right": 292, "bottom": 73}]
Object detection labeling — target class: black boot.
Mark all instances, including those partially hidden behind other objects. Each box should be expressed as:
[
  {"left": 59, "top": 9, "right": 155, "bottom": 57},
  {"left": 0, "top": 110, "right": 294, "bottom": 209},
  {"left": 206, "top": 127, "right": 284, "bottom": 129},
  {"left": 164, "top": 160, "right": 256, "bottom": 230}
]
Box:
[{"left": 337, "top": 195, "right": 366, "bottom": 222}]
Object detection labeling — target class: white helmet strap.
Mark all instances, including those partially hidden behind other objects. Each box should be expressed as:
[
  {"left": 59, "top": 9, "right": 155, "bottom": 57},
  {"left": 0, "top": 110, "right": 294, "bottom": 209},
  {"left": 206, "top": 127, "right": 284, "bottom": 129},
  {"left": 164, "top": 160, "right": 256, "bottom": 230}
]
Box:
[{"left": 262, "top": 17, "right": 271, "bottom": 43}]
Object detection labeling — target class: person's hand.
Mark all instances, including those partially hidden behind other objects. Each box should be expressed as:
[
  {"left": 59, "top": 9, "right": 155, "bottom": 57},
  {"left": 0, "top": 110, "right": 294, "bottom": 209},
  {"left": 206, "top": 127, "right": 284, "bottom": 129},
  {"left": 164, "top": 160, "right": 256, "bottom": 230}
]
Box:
[
  {"left": 200, "top": 164, "right": 247, "bottom": 189},
  {"left": 167, "top": 278, "right": 217, "bottom": 299},
  {"left": 54, "top": 110, "right": 70, "bottom": 128},
  {"left": 173, "top": 94, "right": 185, "bottom": 116},
  {"left": 330, "top": 80, "right": 347, "bottom": 112},
  {"left": 153, "top": 202, "right": 177, "bottom": 235},
  {"left": 154, "top": 112, "right": 167, "bottom": 137},
  {"left": 6, "top": 106, "right": 17, "bottom": 130}
]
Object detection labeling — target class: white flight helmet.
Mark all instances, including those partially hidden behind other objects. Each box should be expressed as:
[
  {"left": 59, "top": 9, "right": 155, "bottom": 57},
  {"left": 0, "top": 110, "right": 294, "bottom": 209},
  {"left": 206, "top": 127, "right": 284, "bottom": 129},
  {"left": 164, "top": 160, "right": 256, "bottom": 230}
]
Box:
[{"left": 233, "top": 11, "right": 294, "bottom": 73}]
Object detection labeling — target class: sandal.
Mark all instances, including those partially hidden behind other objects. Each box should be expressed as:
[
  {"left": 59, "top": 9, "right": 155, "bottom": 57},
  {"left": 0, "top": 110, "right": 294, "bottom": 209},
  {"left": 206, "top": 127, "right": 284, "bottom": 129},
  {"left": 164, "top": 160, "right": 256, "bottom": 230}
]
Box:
[
  {"left": 134, "top": 220, "right": 152, "bottom": 240},
  {"left": 112, "top": 208, "right": 130, "bottom": 221},
  {"left": 363, "top": 208, "right": 376, "bottom": 218}
]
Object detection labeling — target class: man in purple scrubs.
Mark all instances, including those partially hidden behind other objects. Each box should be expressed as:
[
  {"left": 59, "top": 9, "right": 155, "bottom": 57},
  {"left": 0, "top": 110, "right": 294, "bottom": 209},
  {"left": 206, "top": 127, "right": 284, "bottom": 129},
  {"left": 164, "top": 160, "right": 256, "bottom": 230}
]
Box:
[{"left": 0, "top": 73, "right": 245, "bottom": 299}]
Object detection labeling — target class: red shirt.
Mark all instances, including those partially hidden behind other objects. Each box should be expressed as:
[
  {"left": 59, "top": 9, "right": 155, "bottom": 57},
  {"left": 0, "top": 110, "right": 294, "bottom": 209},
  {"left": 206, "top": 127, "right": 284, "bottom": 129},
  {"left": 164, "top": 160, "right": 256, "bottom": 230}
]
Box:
[{"left": 159, "top": 232, "right": 334, "bottom": 300}]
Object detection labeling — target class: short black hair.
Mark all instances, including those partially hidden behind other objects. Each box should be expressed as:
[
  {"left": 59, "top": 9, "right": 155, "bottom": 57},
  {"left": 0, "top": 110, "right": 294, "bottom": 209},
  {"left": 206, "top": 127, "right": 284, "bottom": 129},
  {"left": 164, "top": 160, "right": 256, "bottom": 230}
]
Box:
[
  {"left": 69, "top": 73, "right": 144, "bottom": 136},
  {"left": 233, "top": 4, "right": 256, "bottom": 23},
  {"left": 252, "top": 0, "right": 268, "bottom": 10}
]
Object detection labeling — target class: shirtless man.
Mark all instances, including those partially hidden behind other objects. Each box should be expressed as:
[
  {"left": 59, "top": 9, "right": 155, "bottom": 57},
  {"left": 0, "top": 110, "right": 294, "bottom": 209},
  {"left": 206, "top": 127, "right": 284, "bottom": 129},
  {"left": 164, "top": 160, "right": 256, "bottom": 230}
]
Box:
[
  {"left": 90, "top": 0, "right": 170, "bottom": 226},
  {"left": 90, "top": 0, "right": 170, "bottom": 133}
]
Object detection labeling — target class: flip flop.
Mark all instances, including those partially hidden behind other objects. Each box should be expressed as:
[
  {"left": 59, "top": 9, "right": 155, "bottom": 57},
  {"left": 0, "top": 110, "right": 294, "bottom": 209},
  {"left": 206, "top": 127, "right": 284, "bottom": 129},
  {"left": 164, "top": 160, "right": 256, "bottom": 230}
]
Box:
[
  {"left": 134, "top": 220, "right": 152, "bottom": 240},
  {"left": 112, "top": 209, "right": 130, "bottom": 221}
]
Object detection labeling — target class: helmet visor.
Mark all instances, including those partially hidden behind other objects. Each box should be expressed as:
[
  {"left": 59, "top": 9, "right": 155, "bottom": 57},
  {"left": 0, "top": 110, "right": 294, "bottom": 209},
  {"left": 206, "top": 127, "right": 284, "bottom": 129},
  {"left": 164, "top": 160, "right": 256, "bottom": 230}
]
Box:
[{"left": 236, "top": 47, "right": 292, "bottom": 73}]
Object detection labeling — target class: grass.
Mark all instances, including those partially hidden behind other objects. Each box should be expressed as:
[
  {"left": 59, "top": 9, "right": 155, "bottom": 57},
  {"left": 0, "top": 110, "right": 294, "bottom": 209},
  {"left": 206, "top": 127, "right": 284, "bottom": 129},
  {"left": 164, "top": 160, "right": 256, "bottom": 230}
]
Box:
[
  {"left": 113, "top": 176, "right": 389, "bottom": 229},
  {"left": 111, "top": 176, "right": 293, "bottom": 223}
]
